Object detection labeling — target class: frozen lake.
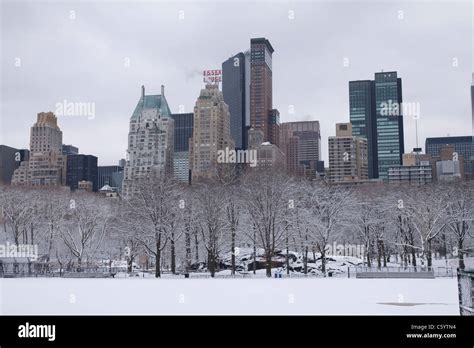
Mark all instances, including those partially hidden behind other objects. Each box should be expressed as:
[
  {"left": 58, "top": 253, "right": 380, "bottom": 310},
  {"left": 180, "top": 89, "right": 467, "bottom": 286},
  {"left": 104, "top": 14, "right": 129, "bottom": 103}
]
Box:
[{"left": 0, "top": 277, "right": 459, "bottom": 315}]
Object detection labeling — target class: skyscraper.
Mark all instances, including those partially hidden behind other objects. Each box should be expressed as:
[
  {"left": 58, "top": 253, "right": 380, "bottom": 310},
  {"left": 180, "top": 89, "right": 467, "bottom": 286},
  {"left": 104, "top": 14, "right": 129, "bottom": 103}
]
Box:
[
  {"left": 66, "top": 154, "right": 98, "bottom": 192},
  {"left": 122, "top": 85, "right": 174, "bottom": 196},
  {"left": 190, "top": 84, "right": 234, "bottom": 181},
  {"left": 11, "top": 112, "right": 66, "bottom": 187},
  {"left": 374, "top": 71, "right": 405, "bottom": 179},
  {"left": 222, "top": 52, "right": 249, "bottom": 150},
  {"left": 328, "top": 123, "right": 368, "bottom": 183},
  {"left": 171, "top": 112, "right": 194, "bottom": 183},
  {"left": 250, "top": 38, "right": 274, "bottom": 143},
  {"left": 279, "top": 121, "right": 321, "bottom": 177},
  {"left": 349, "top": 80, "right": 377, "bottom": 178},
  {"left": 349, "top": 72, "right": 404, "bottom": 180}
]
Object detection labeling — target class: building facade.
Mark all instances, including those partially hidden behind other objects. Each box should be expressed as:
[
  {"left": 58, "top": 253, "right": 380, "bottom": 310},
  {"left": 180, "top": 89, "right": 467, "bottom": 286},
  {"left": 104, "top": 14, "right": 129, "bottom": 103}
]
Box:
[
  {"left": 171, "top": 112, "right": 193, "bottom": 183},
  {"left": 122, "top": 85, "right": 174, "bottom": 196},
  {"left": 0, "top": 145, "right": 29, "bottom": 185},
  {"left": 279, "top": 121, "right": 321, "bottom": 178},
  {"left": 388, "top": 165, "right": 433, "bottom": 185},
  {"left": 222, "top": 52, "right": 249, "bottom": 150},
  {"left": 425, "top": 136, "right": 472, "bottom": 179},
  {"left": 349, "top": 80, "right": 378, "bottom": 178},
  {"left": 328, "top": 123, "right": 368, "bottom": 183},
  {"left": 62, "top": 144, "right": 79, "bottom": 156},
  {"left": 250, "top": 38, "right": 274, "bottom": 143},
  {"left": 11, "top": 112, "right": 66, "bottom": 187},
  {"left": 66, "top": 154, "right": 98, "bottom": 192},
  {"left": 252, "top": 142, "right": 286, "bottom": 170},
  {"left": 267, "top": 109, "right": 280, "bottom": 146},
  {"left": 374, "top": 72, "right": 405, "bottom": 180},
  {"left": 349, "top": 72, "right": 405, "bottom": 180},
  {"left": 98, "top": 165, "right": 124, "bottom": 191},
  {"left": 190, "top": 84, "right": 234, "bottom": 181}
]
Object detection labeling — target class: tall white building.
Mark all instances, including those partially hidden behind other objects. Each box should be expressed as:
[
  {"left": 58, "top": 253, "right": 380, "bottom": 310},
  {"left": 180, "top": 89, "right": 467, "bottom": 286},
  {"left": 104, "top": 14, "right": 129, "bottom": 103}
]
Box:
[{"left": 122, "top": 85, "right": 174, "bottom": 196}]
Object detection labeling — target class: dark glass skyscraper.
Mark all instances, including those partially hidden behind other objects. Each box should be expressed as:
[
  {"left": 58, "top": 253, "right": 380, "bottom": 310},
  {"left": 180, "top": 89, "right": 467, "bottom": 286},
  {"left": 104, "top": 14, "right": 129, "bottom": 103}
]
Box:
[
  {"left": 374, "top": 71, "right": 404, "bottom": 179},
  {"left": 349, "top": 72, "right": 404, "bottom": 179},
  {"left": 66, "top": 154, "right": 98, "bottom": 192},
  {"left": 171, "top": 113, "right": 194, "bottom": 152},
  {"left": 349, "top": 80, "right": 378, "bottom": 178},
  {"left": 222, "top": 52, "right": 247, "bottom": 149}
]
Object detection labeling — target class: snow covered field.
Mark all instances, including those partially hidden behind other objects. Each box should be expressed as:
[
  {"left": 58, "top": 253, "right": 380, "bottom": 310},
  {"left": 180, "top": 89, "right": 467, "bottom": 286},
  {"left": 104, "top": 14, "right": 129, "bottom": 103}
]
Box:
[{"left": 0, "top": 277, "right": 459, "bottom": 315}]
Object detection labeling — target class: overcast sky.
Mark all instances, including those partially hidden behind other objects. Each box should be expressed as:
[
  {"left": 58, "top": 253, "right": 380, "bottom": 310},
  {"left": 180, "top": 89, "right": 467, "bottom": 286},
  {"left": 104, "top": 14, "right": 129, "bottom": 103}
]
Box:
[{"left": 1, "top": 0, "right": 472, "bottom": 165}]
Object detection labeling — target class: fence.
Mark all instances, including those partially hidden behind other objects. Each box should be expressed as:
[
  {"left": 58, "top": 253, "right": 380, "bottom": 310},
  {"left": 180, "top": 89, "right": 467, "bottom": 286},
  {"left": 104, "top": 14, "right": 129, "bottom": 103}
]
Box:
[
  {"left": 457, "top": 269, "right": 474, "bottom": 316},
  {"left": 352, "top": 266, "right": 455, "bottom": 279}
]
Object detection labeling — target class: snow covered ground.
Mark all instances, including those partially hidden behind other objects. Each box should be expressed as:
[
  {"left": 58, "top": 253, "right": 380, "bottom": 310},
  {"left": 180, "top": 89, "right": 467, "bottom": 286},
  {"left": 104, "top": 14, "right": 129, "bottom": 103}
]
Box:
[{"left": 0, "top": 277, "right": 459, "bottom": 315}]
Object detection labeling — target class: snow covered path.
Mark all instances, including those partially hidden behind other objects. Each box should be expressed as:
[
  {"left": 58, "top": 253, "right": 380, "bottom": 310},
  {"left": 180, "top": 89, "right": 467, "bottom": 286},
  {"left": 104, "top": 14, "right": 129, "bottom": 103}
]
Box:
[{"left": 0, "top": 278, "right": 459, "bottom": 315}]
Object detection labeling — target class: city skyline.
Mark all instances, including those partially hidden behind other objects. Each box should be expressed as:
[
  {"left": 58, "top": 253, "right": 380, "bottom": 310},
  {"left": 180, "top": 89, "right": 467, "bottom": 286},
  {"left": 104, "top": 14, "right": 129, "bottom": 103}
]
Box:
[{"left": 1, "top": 1, "right": 472, "bottom": 166}]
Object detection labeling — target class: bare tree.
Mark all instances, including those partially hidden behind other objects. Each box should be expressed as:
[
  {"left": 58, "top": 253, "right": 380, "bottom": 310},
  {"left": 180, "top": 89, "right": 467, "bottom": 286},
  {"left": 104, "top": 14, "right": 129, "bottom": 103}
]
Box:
[
  {"left": 123, "top": 174, "right": 182, "bottom": 278},
  {"left": 38, "top": 189, "right": 68, "bottom": 263},
  {"left": 0, "top": 187, "right": 35, "bottom": 246},
  {"left": 305, "top": 183, "right": 353, "bottom": 276},
  {"left": 61, "top": 193, "right": 110, "bottom": 271},
  {"left": 405, "top": 184, "right": 448, "bottom": 267},
  {"left": 445, "top": 182, "right": 473, "bottom": 270},
  {"left": 194, "top": 182, "right": 228, "bottom": 277},
  {"left": 242, "top": 171, "right": 294, "bottom": 277}
]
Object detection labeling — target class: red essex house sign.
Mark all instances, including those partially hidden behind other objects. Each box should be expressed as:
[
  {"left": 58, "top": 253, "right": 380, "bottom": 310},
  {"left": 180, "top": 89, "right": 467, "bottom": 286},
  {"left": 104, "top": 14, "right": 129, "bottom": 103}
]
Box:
[{"left": 203, "top": 69, "right": 222, "bottom": 84}]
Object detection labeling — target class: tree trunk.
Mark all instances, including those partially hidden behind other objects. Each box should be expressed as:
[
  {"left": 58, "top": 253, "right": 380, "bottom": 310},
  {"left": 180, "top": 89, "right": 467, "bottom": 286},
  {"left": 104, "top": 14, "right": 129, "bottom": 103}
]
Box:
[
  {"left": 194, "top": 230, "right": 199, "bottom": 263},
  {"left": 321, "top": 250, "right": 326, "bottom": 276},
  {"left": 127, "top": 256, "right": 133, "bottom": 273},
  {"left": 265, "top": 252, "right": 272, "bottom": 278},
  {"left": 209, "top": 252, "right": 216, "bottom": 277},
  {"left": 185, "top": 223, "right": 191, "bottom": 273},
  {"left": 377, "top": 239, "right": 382, "bottom": 269},
  {"left": 231, "top": 226, "right": 236, "bottom": 276},
  {"left": 427, "top": 239, "right": 432, "bottom": 267},
  {"left": 366, "top": 242, "right": 371, "bottom": 267},
  {"left": 155, "top": 242, "right": 161, "bottom": 278},
  {"left": 458, "top": 239, "right": 465, "bottom": 270},
  {"left": 170, "top": 233, "right": 176, "bottom": 274},
  {"left": 409, "top": 231, "right": 417, "bottom": 267},
  {"left": 303, "top": 246, "right": 308, "bottom": 275},
  {"left": 253, "top": 227, "right": 257, "bottom": 274},
  {"left": 382, "top": 241, "right": 387, "bottom": 267}
]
